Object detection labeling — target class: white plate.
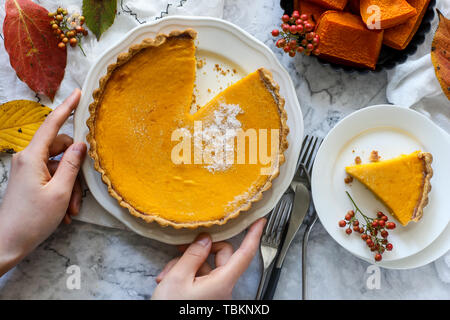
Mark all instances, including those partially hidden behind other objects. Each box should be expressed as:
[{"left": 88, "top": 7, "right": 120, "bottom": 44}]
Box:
[
  {"left": 312, "top": 105, "right": 450, "bottom": 262},
  {"left": 73, "top": 16, "right": 303, "bottom": 245}
]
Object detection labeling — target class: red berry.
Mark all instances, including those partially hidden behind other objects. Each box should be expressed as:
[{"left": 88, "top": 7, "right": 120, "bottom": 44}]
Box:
[
  {"left": 386, "top": 222, "right": 396, "bottom": 230},
  {"left": 361, "top": 234, "right": 368, "bottom": 240},
  {"left": 348, "top": 210, "right": 355, "bottom": 217},
  {"left": 372, "top": 220, "right": 378, "bottom": 228},
  {"left": 313, "top": 36, "right": 319, "bottom": 45},
  {"left": 295, "top": 19, "right": 303, "bottom": 25},
  {"left": 289, "top": 39, "right": 297, "bottom": 48},
  {"left": 381, "top": 230, "right": 389, "bottom": 238},
  {"left": 345, "top": 214, "right": 351, "bottom": 221},
  {"left": 296, "top": 24, "right": 304, "bottom": 33},
  {"left": 306, "top": 43, "right": 314, "bottom": 50},
  {"left": 276, "top": 39, "right": 285, "bottom": 47},
  {"left": 377, "top": 211, "right": 384, "bottom": 218},
  {"left": 289, "top": 50, "right": 296, "bottom": 57},
  {"left": 296, "top": 46, "right": 304, "bottom": 53},
  {"left": 338, "top": 220, "right": 347, "bottom": 228},
  {"left": 292, "top": 11, "right": 300, "bottom": 20},
  {"left": 382, "top": 215, "right": 388, "bottom": 221},
  {"left": 386, "top": 243, "right": 393, "bottom": 251},
  {"left": 353, "top": 226, "right": 360, "bottom": 232},
  {"left": 374, "top": 254, "right": 382, "bottom": 261},
  {"left": 312, "top": 49, "right": 320, "bottom": 55},
  {"left": 371, "top": 229, "right": 378, "bottom": 236},
  {"left": 282, "top": 23, "right": 290, "bottom": 32},
  {"left": 300, "top": 14, "right": 309, "bottom": 21},
  {"left": 305, "top": 23, "right": 313, "bottom": 31},
  {"left": 366, "top": 239, "right": 373, "bottom": 246},
  {"left": 271, "top": 29, "right": 280, "bottom": 37},
  {"left": 289, "top": 25, "right": 297, "bottom": 34},
  {"left": 352, "top": 220, "right": 359, "bottom": 226},
  {"left": 359, "top": 227, "right": 365, "bottom": 233},
  {"left": 283, "top": 46, "right": 290, "bottom": 53},
  {"left": 282, "top": 14, "right": 290, "bottom": 22},
  {"left": 346, "top": 228, "right": 352, "bottom": 235},
  {"left": 306, "top": 33, "right": 314, "bottom": 41},
  {"left": 378, "top": 220, "right": 385, "bottom": 227}
]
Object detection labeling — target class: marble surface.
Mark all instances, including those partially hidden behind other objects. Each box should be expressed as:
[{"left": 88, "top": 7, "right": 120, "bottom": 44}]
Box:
[{"left": 1, "top": 0, "right": 450, "bottom": 299}]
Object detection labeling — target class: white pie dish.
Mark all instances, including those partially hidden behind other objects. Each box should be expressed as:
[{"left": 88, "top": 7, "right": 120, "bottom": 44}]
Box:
[{"left": 73, "top": 16, "right": 303, "bottom": 244}]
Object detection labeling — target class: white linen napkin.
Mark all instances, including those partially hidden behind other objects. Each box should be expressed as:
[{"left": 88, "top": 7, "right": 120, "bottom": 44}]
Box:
[
  {"left": 0, "top": 0, "right": 224, "bottom": 229},
  {"left": 386, "top": 0, "right": 450, "bottom": 280}
]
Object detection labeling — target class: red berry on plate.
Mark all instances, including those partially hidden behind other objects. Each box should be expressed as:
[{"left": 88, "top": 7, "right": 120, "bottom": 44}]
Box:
[
  {"left": 382, "top": 215, "right": 388, "bottom": 221},
  {"left": 271, "top": 29, "right": 280, "bottom": 37},
  {"left": 339, "top": 220, "right": 346, "bottom": 227},
  {"left": 296, "top": 24, "right": 304, "bottom": 33},
  {"left": 386, "top": 222, "right": 396, "bottom": 230},
  {"left": 378, "top": 220, "right": 385, "bottom": 228},
  {"left": 386, "top": 243, "right": 393, "bottom": 251},
  {"left": 283, "top": 46, "right": 290, "bottom": 53},
  {"left": 289, "top": 50, "right": 296, "bottom": 57},
  {"left": 377, "top": 211, "right": 384, "bottom": 218},
  {"left": 381, "top": 230, "right": 389, "bottom": 238},
  {"left": 353, "top": 220, "right": 359, "bottom": 226},
  {"left": 276, "top": 39, "right": 285, "bottom": 47},
  {"left": 282, "top": 14, "right": 290, "bottom": 22},
  {"left": 289, "top": 39, "right": 297, "bottom": 48},
  {"left": 361, "top": 234, "right": 368, "bottom": 240},
  {"left": 292, "top": 11, "right": 300, "bottom": 20},
  {"left": 348, "top": 210, "right": 355, "bottom": 217},
  {"left": 345, "top": 214, "right": 352, "bottom": 221},
  {"left": 372, "top": 220, "right": 378, "bottom": 228},
  {"left": 282, "top": 23, "right": 290, "bottom": 32},
  {"left": 346, "top": 228, "right": 352, "bottom": 235},
  {"left": 300, "top": 14, "right": 309, "bottom": 21},
  {"left": 366, "top": 239, "right": 373, "bottom": 246},
  {"left": 295, "top": 19, "right": 303, "bottom": 25},
  {"left": 374, "top": 254, "right": 382, "bottom": 261}
]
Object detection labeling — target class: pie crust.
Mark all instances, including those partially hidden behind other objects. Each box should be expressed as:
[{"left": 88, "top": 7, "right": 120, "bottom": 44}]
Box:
[
  {"left": 412, "top": 152, "right": 433, "bottom": 222},
  {"left": 86, "top": 29, "right": 289, "bottom": 229}
]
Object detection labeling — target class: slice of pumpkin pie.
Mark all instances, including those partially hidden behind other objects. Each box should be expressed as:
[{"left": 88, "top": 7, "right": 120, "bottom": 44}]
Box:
[{"left": 345, "top": 151, "right": 433, "bottom": 226}]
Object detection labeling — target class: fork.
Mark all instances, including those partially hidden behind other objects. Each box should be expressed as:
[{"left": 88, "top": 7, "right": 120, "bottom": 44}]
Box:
[
  {"left": 261, "top": 135, "right": 321, "bottom": 300},
  {"left": 298, "top": 135, "right": 323, "bottom": 300},
  {"left": 255, "top": 194, "right": 292, "bottom": 300}
]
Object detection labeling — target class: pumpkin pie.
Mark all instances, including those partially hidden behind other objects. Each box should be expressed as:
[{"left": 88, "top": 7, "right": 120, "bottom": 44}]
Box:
[
  {"left": 86, "top": 29, "right": 289, "bottom": 229},
  {"left": 345, "top": 151, "right": 433, "bottom": 226}
]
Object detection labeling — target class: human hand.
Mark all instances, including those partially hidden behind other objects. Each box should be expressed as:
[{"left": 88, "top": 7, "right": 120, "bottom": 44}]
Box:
[
  {"left": 0, "top": 89, "right": 86, "bottom": 276},
  {"left": 152, "top": 218, "right": 266, "bottom": 300}
]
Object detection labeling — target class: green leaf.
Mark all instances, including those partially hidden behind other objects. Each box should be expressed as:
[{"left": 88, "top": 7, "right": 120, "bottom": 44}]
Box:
[{"left": 82, "top": 0, "right": 117, "bottom": 40}]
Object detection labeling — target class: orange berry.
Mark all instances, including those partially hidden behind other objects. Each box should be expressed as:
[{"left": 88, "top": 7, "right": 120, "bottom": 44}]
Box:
[
  {"left": 69, "top": 38, "right": 78, "bottom": 47},
  {"left": 52, "top": 23, "right": 59, "bottom": 30},
  {"left": 58, "top": 42, "right": 66, "bottom": 49},
  {"left": 62, "top": 37, "right": 69, "bottom": 43}
]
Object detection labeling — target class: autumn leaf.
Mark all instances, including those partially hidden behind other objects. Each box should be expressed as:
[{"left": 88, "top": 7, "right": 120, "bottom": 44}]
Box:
[
  {"left": 3, "top": 0, "right": 67, "bottom": 101},
  {"left": 82, "top": 0, "right": 117, "bottom": 40},
  {"left": 0, "top": 100, "right": 52, "bottom": 153},
  {"left": 431, "top": 10, "right": 450, "bottom": 100}
]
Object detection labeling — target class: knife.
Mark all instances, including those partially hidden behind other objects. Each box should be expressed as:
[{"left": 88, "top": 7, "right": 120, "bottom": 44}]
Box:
[{"left": 262, "top": 170, "right": 311, "bottom": 299}]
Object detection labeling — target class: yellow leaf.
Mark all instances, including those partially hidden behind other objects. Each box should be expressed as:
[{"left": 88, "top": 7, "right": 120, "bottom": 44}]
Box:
[{"left": 0, "top": 100, "right": 52, "bottom": 153}]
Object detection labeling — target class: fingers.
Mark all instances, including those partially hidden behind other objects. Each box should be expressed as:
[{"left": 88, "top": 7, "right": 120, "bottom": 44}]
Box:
[
  {"left": 29, "top": 89, "right": 81, "bottom": 155},
  {"left": 217, "top": 218, "right": 266, "bottom": 284},
  {"left": 156, "top": 257, "right": 180, "bottom": 283},
  {"left": 49, "top": 134, "right": 73, "bottom": 157},
  {"left": 212, "top": 242, "right": 234, "bottom": 268},
  {"left": 49, "top": 142, "right": 86, "bottom": 193},
  {"left": 67, "top": 176, "right": 82, "bottom": 216},
  {"left": 169, "top": 233, "right": 211, "bottom": 279},
  {"left": 63, "top": 213, "right": 72, "bottom": 224}
]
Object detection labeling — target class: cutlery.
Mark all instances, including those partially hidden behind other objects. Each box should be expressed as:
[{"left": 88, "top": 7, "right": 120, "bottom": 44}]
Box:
[
  {"left": 262, "top": 135, "right": 322, "bottom": 300},
  {"left": 255, "top": 193, "right": 292, "bottom": 300}
]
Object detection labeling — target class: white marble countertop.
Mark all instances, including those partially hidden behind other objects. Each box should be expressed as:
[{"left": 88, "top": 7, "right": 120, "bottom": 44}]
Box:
[{"left": 1, "top": 0, "right": 450, "bottom": 299}]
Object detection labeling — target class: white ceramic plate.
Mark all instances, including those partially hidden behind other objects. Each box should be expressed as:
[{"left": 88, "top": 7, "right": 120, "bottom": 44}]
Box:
[
  {"left": 312, "top": 105, "right": 450, "bottom": 262},
  {"left": 73, "top": 16, "right": 303, "bottom": 245}
]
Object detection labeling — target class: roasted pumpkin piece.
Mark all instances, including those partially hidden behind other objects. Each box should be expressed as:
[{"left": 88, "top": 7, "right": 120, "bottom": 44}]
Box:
[
  {"left": 307, "top": 0, "right": 348, "bottom": 11},
  {"left": 383, "top": 0, "right": 431, "bottom": 50},
  {"left": 315, "top": 11, "right": 384, "bottom": 70},
  {"left": 360, "top": 0, "right": 417, "bottom": 29},
  {"left": 295, "top": 0, "right": 328, "bottom": 24}
]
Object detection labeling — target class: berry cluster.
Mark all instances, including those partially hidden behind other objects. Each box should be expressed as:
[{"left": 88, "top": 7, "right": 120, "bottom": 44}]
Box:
[
  {"left": 271, "top": 11, "right": 320, "bottom": 57},
  {"left": 339, "top": 192, "right": 396, "bottom": 262},
  {"left": 48, "top": 8, "right": 88, "bottom": 53}
]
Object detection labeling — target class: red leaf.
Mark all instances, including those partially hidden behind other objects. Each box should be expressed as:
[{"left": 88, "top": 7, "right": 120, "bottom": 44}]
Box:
[{"left": 3, "top": 0, "right": 67, "bottom": 101}]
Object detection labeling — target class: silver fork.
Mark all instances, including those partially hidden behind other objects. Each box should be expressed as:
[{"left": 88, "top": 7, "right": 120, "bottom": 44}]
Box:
[
  {"left": 261, "top": 135, "right": 321, "bottom": 300},
  {"left": 298, "top": 135, "right": 323, "bottom": 300},
  {"left": 255, "top": 194, "right": 292, "bottom": 300}
]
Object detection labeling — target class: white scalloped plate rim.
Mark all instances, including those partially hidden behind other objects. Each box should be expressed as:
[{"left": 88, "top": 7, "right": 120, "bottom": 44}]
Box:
[{"left": 73, "top": 16, "right": 303, "bottom": 245}]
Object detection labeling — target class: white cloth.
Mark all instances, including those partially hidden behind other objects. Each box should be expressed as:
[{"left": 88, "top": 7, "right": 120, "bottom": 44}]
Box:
[{"left": 386, "top": 0, "right": 450, "bottom": 280}]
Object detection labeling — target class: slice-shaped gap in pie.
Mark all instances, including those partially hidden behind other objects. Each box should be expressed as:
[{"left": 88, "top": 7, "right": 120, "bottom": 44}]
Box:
[
  {"left": 87, "top": 29, "right": 289, "bottom": 228},
  {"left": 345, "top": 150, "right": 433, "bottom": 226}
]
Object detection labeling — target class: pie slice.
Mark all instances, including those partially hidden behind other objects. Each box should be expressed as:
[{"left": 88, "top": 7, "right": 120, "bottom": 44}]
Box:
[
  {"left": 87, "top": 29, "right": 289, "bottom": 229},
  {"left": 345, "top": 151, "right": 433, "bottom": 226}
]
